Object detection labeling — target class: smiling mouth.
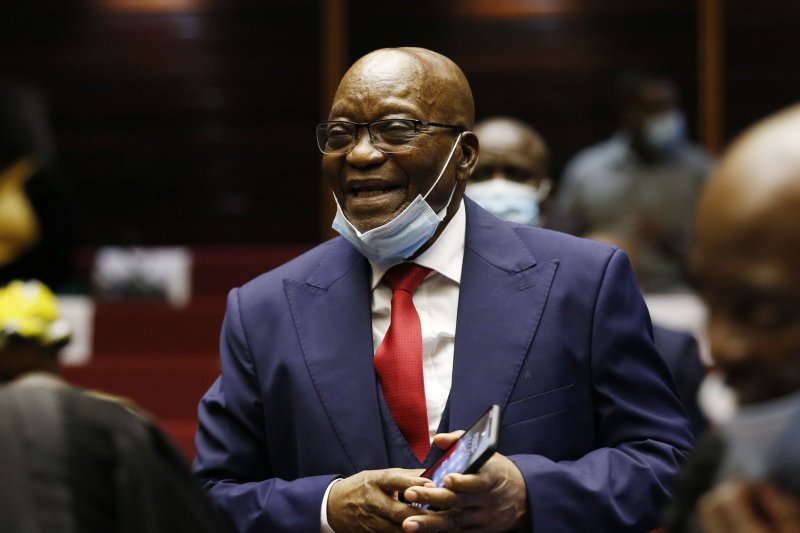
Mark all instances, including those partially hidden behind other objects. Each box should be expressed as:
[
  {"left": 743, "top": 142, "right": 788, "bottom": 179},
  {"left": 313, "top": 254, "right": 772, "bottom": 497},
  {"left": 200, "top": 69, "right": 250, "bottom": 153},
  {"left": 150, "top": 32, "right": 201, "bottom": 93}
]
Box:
[{"left": 349, "top": 182, "right": 402, "bottom": 198}]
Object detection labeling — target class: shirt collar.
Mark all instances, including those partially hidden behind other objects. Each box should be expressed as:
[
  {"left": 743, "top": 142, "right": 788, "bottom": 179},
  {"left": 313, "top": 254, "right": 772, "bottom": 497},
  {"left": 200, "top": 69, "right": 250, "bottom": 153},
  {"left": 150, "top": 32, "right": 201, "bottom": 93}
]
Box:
[{"left": 369, "top": 200, "right": 466, "bottom": 289}]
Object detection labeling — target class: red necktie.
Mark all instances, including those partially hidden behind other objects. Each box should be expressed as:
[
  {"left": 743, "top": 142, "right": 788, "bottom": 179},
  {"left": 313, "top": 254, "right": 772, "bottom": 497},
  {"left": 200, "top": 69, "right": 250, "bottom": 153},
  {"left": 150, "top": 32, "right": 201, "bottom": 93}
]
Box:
[{"left": 374, "top": 262, "right": 432, "bottom": 463}]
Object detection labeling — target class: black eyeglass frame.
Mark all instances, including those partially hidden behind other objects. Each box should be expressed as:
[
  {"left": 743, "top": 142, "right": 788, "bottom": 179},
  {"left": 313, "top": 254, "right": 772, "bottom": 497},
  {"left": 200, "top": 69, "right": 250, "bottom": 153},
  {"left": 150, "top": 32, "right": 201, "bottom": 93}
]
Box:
[{"left": 315, "top": 118, "right": 465, "bottom": 154}]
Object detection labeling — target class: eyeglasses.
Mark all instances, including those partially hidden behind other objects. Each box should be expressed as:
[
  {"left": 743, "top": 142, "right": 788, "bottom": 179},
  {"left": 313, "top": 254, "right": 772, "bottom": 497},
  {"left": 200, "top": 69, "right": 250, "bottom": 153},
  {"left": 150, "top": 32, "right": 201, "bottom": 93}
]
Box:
[{"left": 315, "top": 119, "right": 464, "bottom": 154}]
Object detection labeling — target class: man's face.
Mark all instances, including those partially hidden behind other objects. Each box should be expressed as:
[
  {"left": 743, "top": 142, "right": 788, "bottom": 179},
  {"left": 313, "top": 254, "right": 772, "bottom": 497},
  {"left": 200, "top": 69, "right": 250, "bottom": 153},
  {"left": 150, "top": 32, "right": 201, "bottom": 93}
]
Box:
[
  {"left": 626, "top": 79, "right": 679, "bottom": 133},
  {"left": 692, "top": 221, "right": 800, "bottom": 405},
  {"left": 323, "top": 53, "right": 468, "bottom": 233},
  {"left": 472, "top": 129, "right": 546, "bottom": 187}
]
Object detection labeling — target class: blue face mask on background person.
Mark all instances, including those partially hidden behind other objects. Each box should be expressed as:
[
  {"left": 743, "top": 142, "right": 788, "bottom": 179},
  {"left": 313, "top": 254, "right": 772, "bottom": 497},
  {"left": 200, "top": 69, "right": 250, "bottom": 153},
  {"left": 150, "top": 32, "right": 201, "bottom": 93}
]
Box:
[
  {"left": 332, "top": 133, "right": 462, "bottom": 264},
  {"left": 465, "top": 178, "right": 541, "bottom": 226},
  {"left": 642, "top": 110, "right": 686, "bottom": 157}
]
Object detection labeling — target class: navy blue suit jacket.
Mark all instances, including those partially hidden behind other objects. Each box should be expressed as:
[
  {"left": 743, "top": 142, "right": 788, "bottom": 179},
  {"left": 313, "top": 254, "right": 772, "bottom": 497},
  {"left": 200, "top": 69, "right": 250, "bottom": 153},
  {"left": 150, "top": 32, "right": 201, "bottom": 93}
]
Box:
[
  {"left": 653, "top": 325, "right": 708, "bottom": 438},
  {"left": 193, "top": 200, "right": 693, "bottom": 532}
]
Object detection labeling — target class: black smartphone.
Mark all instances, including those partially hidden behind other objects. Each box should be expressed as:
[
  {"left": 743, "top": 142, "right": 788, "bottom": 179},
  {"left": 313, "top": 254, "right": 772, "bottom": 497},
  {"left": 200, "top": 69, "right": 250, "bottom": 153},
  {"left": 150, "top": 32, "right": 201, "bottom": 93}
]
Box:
[{"left": 409, "top": 405, "right": 501, "bottom": 508}]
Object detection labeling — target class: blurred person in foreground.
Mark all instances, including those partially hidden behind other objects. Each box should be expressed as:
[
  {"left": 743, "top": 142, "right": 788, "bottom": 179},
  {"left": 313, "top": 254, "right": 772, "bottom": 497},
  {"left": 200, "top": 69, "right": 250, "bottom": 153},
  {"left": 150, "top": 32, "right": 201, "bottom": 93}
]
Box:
[
  {"left": 0, "top": 79, "right": 80, "bottom": 291},
  {"left": 465, "top": 116, "right": 553, "bottom": 227},
  {"left": 0, "top": 279, "right": 226, "bottom": 533},
  {"left": 553, "top": 72, "right": 713, "bottom": 293},
  {"left": 664, "top": 104, "right": 800, "bottom": 532},
  {"left": 193, "top": 47, "right": 691, "bottom": 533}
]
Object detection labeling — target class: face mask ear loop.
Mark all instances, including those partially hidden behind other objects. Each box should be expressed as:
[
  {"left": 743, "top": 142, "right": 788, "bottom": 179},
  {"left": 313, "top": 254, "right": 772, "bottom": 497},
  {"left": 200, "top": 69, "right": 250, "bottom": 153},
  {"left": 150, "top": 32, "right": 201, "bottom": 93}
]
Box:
[
  {"left": 535, "top": 179, "right": 553, "bottom": 202},
  {"left": 422, "top": 132, "right": 463, "bottom": 201},
  {"left": 331, "top": 191, "right": 365, "bottom": 236}
]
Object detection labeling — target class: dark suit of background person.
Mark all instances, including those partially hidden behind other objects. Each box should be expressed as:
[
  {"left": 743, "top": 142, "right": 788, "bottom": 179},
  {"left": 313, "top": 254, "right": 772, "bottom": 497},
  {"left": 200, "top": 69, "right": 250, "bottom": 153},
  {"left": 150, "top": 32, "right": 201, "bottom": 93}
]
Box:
[
  {"left": 193, "top": 48, "right": 692, "bottom": 533},
  {"left": 652, "top": 325, "right": 708, "bottom": 438}
]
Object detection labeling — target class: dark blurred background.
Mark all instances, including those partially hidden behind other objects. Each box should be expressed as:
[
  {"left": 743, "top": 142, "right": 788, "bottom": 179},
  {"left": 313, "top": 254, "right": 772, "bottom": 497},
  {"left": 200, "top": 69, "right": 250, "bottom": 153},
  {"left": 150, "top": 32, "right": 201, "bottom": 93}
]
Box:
[
  {"left": 1, "top": 0, "right": 798, "bottom": 247},
  {"left": 3, "top": 0, "right": 798, "bottom": 459}
]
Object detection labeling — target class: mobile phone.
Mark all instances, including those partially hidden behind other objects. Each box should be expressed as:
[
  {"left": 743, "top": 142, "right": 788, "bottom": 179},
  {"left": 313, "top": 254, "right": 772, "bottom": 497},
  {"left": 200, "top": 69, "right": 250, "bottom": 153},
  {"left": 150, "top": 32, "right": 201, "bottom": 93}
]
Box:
[{"left": 410, "top": 405, "right": 501, "bottom": 508}]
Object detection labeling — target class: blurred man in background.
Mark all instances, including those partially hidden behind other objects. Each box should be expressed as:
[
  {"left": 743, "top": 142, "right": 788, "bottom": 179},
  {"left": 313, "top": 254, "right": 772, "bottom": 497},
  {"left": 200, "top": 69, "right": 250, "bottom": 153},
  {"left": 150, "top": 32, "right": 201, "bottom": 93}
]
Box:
[
  {"left": 554, "top": 72, "right": 712, "bottom": 293},
  {"left": 665, "top": 104, "right": 800, "bottom": 532},
  {"left": 466, "top": 116, "right": 553, "bottom": 227}
]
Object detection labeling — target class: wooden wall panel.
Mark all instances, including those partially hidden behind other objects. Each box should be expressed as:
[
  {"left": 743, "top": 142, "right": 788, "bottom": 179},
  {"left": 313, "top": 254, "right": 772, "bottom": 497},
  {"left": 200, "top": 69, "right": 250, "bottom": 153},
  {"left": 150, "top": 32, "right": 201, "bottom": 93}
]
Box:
[
  {"left": 724, "top": 0, "right": 800, "bottom": 142},
  {"left": 348, "top": 0, "right": 699, "bottom": 180},
  {"left": 2, "top": 0, "right": 798, "bottom": 245},
  {"left": 0, "top": 0, "right": 320, "bottom": 244}
]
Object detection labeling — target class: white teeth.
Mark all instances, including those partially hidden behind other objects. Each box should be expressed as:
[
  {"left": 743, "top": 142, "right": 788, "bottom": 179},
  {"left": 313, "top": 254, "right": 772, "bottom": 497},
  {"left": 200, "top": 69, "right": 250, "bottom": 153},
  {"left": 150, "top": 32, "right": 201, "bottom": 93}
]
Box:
[
  {"left": 355, "top": 189, "right": 391, "bottom": 198},
  {"left": 351, "top": 185, "right": 397, "bottom": 198}
]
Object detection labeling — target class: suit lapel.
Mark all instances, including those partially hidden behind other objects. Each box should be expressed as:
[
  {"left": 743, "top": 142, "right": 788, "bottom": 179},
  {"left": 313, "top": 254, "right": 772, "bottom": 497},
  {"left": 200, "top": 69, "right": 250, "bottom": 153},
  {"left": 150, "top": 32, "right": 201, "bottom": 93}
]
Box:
[
  {"left": 283, "top": 240, "right": 390, "bottom": 472},
  {"left": 447, "top": 200, "right": 558, "bottom": 431}
]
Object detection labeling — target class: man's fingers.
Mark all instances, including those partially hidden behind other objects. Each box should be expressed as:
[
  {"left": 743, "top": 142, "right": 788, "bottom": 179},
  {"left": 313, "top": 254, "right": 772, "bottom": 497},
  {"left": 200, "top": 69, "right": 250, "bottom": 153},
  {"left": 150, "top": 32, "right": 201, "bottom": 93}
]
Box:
[
  {"left": 377, "top": 469, "right": 430, "bottom": 492},
  {"left": 751, "top": 483, "right": 800, "bottom": 533},
  {"left": 403, "top": 508, "right": 492, "bottom": 533},
  {"left": 328, "top": 468, "right": 438, "bottom": 532},
  {"left": 403, "top": 509, "right": 463, "bottom": 533},
  {"left": 404, "top": 485, "right": 459, "bottom": 509},
  {"left": 442, "top": 472, "right": 490, "bottom": 493},
  {"left": 432, "top": 430, "right": 465, "bottom": 450},
  {"left": 699, "top": 481, "right": 767, "bottom": 533}
]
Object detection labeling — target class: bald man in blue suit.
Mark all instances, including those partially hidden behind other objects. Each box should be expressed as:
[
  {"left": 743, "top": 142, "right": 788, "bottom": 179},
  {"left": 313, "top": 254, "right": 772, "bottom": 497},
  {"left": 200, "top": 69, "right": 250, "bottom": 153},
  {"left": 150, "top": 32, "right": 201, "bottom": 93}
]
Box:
[{"left": 194, "top": 47, "right": 692, "bottom": 533}]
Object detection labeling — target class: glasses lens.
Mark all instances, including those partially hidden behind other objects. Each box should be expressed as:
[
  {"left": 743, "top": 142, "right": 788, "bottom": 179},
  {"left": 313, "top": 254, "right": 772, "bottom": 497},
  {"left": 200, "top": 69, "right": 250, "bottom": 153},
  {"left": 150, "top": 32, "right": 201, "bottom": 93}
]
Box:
[
  {"left": 317, "top": 122, "right": 356, "bottom": 154},
  {"left": 370, "top": 120, "right": 417, "bottom": 153}
]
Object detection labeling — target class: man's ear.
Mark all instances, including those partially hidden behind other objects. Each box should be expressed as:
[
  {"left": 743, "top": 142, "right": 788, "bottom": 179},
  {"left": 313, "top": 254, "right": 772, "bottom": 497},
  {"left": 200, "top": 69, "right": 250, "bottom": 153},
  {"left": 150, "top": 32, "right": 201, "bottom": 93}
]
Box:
[{"left": 455, "top": 131, "right": 479, "bottom": 183}]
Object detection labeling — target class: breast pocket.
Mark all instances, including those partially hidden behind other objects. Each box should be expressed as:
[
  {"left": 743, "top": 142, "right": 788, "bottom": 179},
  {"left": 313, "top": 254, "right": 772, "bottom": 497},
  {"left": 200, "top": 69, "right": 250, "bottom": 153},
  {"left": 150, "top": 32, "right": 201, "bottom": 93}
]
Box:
[{"left": 502, "top": 384, "right": 574, "bottom": 428}]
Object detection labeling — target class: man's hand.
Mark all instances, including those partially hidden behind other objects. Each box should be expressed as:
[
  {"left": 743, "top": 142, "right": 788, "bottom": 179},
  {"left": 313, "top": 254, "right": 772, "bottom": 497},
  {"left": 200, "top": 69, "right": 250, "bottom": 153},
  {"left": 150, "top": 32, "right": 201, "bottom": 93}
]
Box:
[
  {"left": 401, "top": 431, "right": 529, "bottom": 532},
  {"left": 327, "top": 468, "right": 432, "bottom": 533},
  {"left": 699, "top": 480, "right": 800, "bottom": 533}
]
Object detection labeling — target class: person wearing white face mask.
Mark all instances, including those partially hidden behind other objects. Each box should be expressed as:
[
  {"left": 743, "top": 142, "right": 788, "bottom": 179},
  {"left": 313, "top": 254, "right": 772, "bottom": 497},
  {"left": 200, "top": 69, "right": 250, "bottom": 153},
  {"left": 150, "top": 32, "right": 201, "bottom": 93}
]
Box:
[
  {"left": 553, "top": 71, "right": 713, "bottom": 293},
  {"left": 465, "top": 117, "right": 552, "bottom": 227}
]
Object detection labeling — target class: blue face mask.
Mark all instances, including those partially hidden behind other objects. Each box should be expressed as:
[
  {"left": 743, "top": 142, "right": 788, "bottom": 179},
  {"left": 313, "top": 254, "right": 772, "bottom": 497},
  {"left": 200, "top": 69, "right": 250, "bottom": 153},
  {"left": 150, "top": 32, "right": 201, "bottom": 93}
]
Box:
[
  {"left": 643, "top": 110, "right": 686, "bottom": 157},
  {"left": 465, "top": 177, "right": 542, "bottom": 226},
  {"left": 332, "top": 134, "right": 462, "bottom": 264}
]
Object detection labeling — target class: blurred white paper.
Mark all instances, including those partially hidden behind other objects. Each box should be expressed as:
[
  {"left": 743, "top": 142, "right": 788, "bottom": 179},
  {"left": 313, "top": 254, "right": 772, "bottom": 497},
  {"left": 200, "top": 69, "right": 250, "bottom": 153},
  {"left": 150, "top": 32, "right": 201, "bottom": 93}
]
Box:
[
  {"left": 57, "top": 295, "right": 94, "bottom": 365},
  {"left": 92, "top": 246, "right": 193, "bottom": 307},
  {"left": 644, "top": 292, "right": 710, "bottom": 365}
]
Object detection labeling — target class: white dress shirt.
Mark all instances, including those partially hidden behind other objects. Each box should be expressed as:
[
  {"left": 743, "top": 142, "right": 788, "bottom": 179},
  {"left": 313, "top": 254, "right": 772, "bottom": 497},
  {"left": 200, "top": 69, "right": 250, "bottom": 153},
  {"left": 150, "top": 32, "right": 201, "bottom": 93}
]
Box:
[
  {"left": 321, "top": 201, "right": 466, "bottom": 532},
  {"left": 368, "top": 201, "right": 465, "bottom": 440}
]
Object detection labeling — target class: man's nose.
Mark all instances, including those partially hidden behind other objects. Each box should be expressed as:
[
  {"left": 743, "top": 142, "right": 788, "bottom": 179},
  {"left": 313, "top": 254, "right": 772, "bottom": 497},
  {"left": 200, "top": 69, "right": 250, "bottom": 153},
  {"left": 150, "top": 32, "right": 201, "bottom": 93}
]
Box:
[
  {"left": 491, "top": 167, "right": 509, "bottom": 181},
  {"left": 346, "top": 129, "right": 385, "bottom": 165}
]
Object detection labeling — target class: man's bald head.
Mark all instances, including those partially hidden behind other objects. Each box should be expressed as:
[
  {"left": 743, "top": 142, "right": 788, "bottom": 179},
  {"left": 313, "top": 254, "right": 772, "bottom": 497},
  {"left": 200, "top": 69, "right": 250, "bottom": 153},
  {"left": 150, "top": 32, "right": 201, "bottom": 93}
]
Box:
[
  {"left": 473, "top": 117, "right": 549, "bottom": 182},
  {"left": 695, "top": 104, "right": 800, "bottom": 256},
  {"left": 332, "top": 47, "right": 475, "bottom": 128},
  {"left": 692, "top": 104, "right": 800, "bottom": 404}
]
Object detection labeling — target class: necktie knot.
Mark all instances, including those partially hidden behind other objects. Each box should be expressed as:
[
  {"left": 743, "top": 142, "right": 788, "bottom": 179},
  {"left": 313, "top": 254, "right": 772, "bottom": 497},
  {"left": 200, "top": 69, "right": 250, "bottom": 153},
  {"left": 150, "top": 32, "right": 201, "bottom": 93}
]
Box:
[{"left": 383, "top": 263, "right": 431, "bottom": 294}]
